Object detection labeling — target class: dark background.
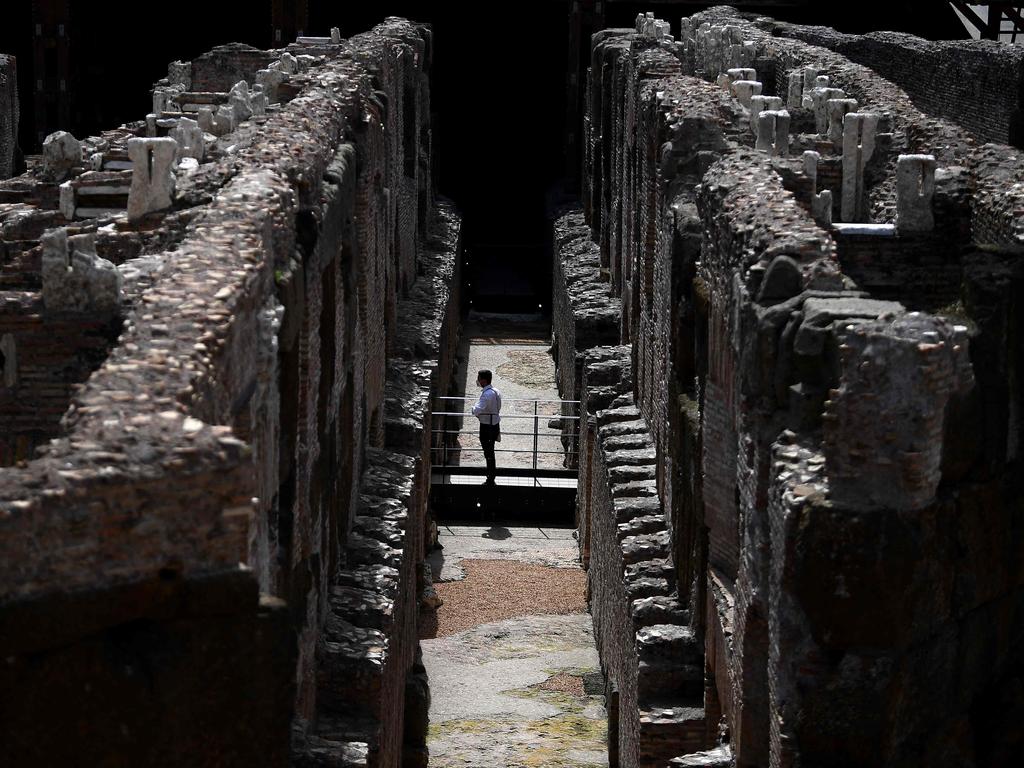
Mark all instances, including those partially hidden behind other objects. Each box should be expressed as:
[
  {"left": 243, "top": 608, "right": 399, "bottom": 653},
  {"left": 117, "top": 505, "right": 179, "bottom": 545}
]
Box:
[{"left": 0, "top": 1, "right": 969, "bottom": 312}]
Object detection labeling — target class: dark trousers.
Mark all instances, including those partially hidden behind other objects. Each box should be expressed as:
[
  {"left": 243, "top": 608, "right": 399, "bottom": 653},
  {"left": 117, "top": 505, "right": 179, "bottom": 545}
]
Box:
[{"left": 479, "top": 423, "right": 499, "bottom": 483}]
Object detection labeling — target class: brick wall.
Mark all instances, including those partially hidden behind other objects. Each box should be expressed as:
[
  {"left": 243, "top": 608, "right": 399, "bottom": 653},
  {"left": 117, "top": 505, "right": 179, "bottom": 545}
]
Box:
[
  {"left": 0, "top": 55, "right": 17, "bottom": 179},
  {"left": 769, "top": 22, "right": 1024, "bottom": 147},
  {"left": 569, "top": 8, "right": 1024, "bottom": 766},
  {"left": 552, "top": 209, "right": 621, "bottom": 465},
  {"left": 0, "top": 18, "right": 460, "bottom": 768},
  {"left": 0, "top": 294, "right": 120, "bottom": 465},
  {"left": 189, "top": 43, "right": 279, "bottom": 91},
  {"left": 833, "top": 229, "right": 963, "bottom": 311}
]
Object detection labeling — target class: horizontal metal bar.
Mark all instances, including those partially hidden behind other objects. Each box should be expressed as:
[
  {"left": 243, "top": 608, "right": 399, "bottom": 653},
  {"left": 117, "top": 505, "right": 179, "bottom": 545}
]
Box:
[
  {"left": 436, "top": 396, "right": 581, "bottom": 404},
  {"left": 431, "top": 429, "right": 573, "bottom": 437},
  {"left": 431, "top": 466, "right": 579, "bottom": 479},
  {"left": 428, "top": 415, "right": 581, "bottom": 421},
  {"left": 434, "top": 448, "right": 573, "bottom": 456}
]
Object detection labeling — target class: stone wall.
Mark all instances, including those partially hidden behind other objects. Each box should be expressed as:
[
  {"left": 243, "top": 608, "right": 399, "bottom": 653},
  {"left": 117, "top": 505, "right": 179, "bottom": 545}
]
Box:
[
  {"left": 558, "top": 7, "right": 1024, "bottom": 766},
  {"left": 0, "top": 293, "right": 120, "bottom": 464},
  {"left": 767, "top": 20, "right": 1024, "bottom": 148},
  {"left": 189, "top": 43, "right": 281, "bottom": 92},
  {"left": 0, "top": 55, "right": 17, "bottom": 179},
  {"left": 552, "top": 208, "right": 621, "bottom": 464},
  {"left": 0, "top": 18, "right": 460, "bottom": 768}
]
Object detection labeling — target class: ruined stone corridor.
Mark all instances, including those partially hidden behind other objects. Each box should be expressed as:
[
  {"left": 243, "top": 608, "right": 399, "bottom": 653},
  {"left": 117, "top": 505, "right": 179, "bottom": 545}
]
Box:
[{"left": 2, "top": 4, "right": 1024, "bottom": 768}]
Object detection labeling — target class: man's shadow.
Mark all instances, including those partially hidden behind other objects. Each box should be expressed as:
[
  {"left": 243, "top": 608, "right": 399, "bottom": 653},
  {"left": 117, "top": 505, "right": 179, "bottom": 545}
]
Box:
[{"left": 482, "top": 525, "right": 512, "bottom": 540}]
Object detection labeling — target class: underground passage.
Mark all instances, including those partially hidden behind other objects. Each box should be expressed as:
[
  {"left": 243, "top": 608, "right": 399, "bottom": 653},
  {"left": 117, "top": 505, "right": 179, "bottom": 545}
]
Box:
[{"left": 2, "top": 3, "right": 1024, "bottom": 767}]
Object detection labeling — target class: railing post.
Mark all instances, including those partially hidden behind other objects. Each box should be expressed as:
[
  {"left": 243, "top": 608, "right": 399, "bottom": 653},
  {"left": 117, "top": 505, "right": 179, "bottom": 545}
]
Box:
[
  {"left": 533, "top": 400, "right": 539, "bottom": 486},
  {"left": 440, "top": 411, "right": 445, "bottom": 486}
]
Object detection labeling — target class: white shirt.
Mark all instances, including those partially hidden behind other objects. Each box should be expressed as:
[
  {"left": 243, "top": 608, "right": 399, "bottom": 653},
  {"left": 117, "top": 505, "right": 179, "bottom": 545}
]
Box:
[{"left": 471, "top": 385, "right": 502, "bottom": 425}]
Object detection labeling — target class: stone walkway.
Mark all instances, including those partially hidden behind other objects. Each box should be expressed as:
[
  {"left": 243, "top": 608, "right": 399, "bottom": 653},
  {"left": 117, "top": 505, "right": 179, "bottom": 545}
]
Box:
[{"left": 422, "top": 526, "right": 608, "bottom": 768}]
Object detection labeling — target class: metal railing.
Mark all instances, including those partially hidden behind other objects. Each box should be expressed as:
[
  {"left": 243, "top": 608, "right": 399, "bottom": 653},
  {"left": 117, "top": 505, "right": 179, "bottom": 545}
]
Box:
[{"left": 430, "top": 395, "right": 580, "bottom": 486}]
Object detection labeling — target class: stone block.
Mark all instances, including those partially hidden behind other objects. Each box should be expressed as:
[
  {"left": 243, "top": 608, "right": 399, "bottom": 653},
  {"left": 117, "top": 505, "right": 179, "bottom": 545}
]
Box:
[
  {"left": 229, "top": 80, "right": 253, "bottom": 122},
  {"left": 787, "top": 70, "right": 804, "bottom": 110},
  {"left": 730, "top": 80, "right": 762, "bottom": 109},
  {"left": 256, "top": 68, "right": 288, "bottom": 104},
  {"left": 40, "top": 227, "right": 121, "bottom": 316},
  {"left": 170, "top": 117, "right": 204, "bottom": 161},
  {"left": 755, "top": 109, "right": 790, "bottom": 157},
  {"left": 42, "top": 131, "right": 81, "bottom": 180},
  {"left": 748, "top": 95, "right": 783, "bottom": 134},
  {"left": 826, "top": 98, "right": 858, "bottom": 145},
  {"left": 840, "top": 112, "right": 880, "bottom": 222},
  {"left": 802, "top": 150, "right": 832, "bottom": 226},
  {"left": 811, "top": 86, "right": 846, "bottom": 133},
  {"left": 824, "top": 312, "right": 973, "bottom": 511},
  {"left": 895, "top": 154, "right": 936, "bottom": 233},
  {"left": 126, "top": 137, "right": 177, "bottom": 220}
]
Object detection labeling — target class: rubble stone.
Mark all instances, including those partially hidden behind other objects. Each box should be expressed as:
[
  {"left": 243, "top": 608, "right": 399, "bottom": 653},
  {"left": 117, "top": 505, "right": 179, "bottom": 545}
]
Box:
[
  {"left": 126, "top": 137, "right": 177, "bottom": 220},
  {"left": 42, "top": 130, "right": 81, "bottom": 180}
]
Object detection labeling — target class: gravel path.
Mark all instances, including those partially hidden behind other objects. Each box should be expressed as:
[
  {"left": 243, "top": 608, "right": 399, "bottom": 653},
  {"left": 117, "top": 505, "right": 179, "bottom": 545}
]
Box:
[{"left": 420, "top": 559, "right": 586, "bottom": 638}]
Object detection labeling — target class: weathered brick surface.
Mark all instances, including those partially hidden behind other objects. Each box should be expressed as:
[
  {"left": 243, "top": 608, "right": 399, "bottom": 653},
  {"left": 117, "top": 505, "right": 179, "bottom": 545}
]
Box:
[
  {"left": 562, "top": 8, "right": 1024, "bottom": 767},
  {"left": 769, "top": 21, "right": 1024, "bottom": 147},
  {"left": 0, "top": 18, "right": 459, "bottom": 768},
  {"left": 1, "top": 576, "right": 294, "bottom": 768},
  {"left": 0, "top": 293, "right": 120, "bottom": 464},
  {"left": 552, "top": 208, "right": 621, "bottom": 465},
  {"left": 0, "top": 55, "right": 17, "bottom": 180},
  {"left": 190, "top": 43, "right": 280, "bottom": 92},
  {"left": 586, "top": 385, "right": 706, "bottom": 768}
]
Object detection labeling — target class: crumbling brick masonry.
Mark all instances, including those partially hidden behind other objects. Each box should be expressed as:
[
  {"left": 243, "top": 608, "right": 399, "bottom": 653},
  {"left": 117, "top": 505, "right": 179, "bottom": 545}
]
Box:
[
  {"left": 0, "top": 18, "right": 460, "bottom": 768},
  {"left": 0, "top": 54, "right": 18, "bottom": 179},
  {"left": 556, "top": 7, "right": 1024, "bottom": 767}
]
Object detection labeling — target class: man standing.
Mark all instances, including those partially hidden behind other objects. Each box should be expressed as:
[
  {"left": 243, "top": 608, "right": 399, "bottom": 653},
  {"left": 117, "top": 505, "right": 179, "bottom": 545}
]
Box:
[{"left": 471, "top": 369, "right": 502, "bottom": 486}]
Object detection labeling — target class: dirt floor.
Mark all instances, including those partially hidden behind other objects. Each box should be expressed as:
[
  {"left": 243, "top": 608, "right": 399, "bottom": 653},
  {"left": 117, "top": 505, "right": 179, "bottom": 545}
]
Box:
[{"left": 421, "top": 525, "right": 608, "bottom": 768}]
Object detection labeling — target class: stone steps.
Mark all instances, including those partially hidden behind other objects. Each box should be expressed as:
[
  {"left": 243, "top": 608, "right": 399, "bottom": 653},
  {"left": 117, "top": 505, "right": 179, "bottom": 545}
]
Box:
[
  {"left": 612, "top": 495, "right": 662, "bottom": 524},
  {"left": 625, "top": 574, "right": 673, "bottom": 601},
  {"left": 293, "top": 712, "right": 377, "bottom": 766},
  {"left": 352, "top": 515, "right": 405, "bottom": 550},
  {"left": 631, "top": 595, "right": 689, "bottom": 627},
  {"left": 611, "top": 478, "right": 660, "bottom": 499},
  {"left": 638, "top": 701, "right": 708, "bottom": 767},
  {"left": 587, "top": 390, "right": 709, "bottom": 760},
  {"left": 317, "top": 624, "right": 386, "bottom": 718},
  {"left": 618, "top": 513, "right": 667, "bottom": 538},
  {"left": 620, "top": 531, "right": 672, "bottom": 565},
  {"left": 345, "top": 532, "right": 402, "bottom": 570},
  {"left": 333, "top": 563, "right": 400, "bottom": 603},
  {"left": 311, "top": 447, "right": 416, "bottom": 762},
  {"left": 637, "top": 624, "right": 702, "bottom": 667},
  {"left": 328, "top": 585, "right": 394, "bottom": 632},
  {"left": 624, "top": 557, "right": 675, "bottom": 584}
]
